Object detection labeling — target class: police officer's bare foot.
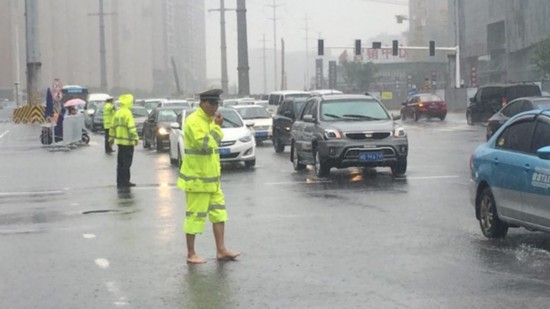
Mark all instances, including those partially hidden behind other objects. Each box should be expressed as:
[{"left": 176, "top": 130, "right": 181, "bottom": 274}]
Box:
[
  {"left": 187, "top": 254, "right": 206, "bottom": 264},
  {"left": 216, "top": 250, "right": 240, "bottom": 261}
]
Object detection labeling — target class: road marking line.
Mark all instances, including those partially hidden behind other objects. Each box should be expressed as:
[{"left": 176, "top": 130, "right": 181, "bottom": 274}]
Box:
[
  {"left": 396, "top": 175, "right": 460, "bottom": 180},
  {"left": 95, "top": 258, "right": 110, "bottom": 269},
  {"left": 0, "top": 130, "right": 9, "bottom": 139},
  {"left": 83, "top": 233, "right": 96, "bottom": 239},
  {"left": 0, "top": 190, "right": 65, "bottom": 197}
]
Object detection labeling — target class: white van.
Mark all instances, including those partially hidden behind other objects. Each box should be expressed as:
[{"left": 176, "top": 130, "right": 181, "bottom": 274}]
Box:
[{"left": 266, "top": 90, "right": 310, "bottom": 114}]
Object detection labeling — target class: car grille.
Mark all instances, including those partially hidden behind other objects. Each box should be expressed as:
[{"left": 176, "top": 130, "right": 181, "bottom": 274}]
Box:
[
  {"left": 220, "top": 140, "right": 236, "bottom": 147},
  {"left": 344, "top": 132, "right": 391, "bottom": 140},
  {"left": 344, "top": 147, "right": 396, "bottom": 159}
]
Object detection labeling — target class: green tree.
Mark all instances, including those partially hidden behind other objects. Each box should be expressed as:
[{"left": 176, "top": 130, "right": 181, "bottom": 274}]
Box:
[
  {"left": 532, "top": 37, "right": 550, "bottom": 77},
  {"left": 342, "top": 61, "right": 379, "bottom": 92}
]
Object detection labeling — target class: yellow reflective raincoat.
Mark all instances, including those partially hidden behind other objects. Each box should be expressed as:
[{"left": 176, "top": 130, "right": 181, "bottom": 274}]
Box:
[
  {"left": 109, "top": 94, "right": 138, "bottom": 146},
  {"left": 103, "top": 100, "right": 115, "bottom": 129}
]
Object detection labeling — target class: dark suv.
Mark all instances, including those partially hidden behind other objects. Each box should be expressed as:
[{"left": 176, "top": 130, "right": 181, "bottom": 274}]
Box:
[
  {"left": 466, "top": 84, "right": 541, "bottom": 125},
  {"left": 290, "top": 94, "right": 408, "bottom": 177},
  {"left": 272, "top": 98, "right": 307, "bottom": 153}
]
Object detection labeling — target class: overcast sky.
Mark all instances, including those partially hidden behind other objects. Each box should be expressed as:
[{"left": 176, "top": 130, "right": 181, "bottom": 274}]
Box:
[{"left": 204, "top": 0, "right": 409, "bottom": 82}]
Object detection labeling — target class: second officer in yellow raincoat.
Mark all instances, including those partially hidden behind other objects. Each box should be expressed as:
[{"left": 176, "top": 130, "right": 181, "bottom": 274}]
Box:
[{"left": 177, "top": 89, "right": 239, "bottom": 264}]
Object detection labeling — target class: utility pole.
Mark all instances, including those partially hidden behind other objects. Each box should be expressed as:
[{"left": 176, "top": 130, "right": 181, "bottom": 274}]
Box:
[
  {"left": 209, "top": 0, "right": 235, "bottom": 95},
  {"left": 280, "top": 38, "right": 286, "bottom": 90},
  {"left": 25, "top": 0, "right": 41, "bottom": 106},
  {"left": 236, "top": 0, "right": 250, "bottom": 96},
  {"left": 11, "top": 0, "right": 21, "bottom": 106},
  {"left": 268, "top": 0, "right": 281, "bottom": 91},
  {"left": 303, "top": 15, "right": 310, "bottom": 91},
  {"left": 261, "top": 34, "right": 268, "bottom": 94},
  {"left": 89, "top": 0, "right": 114, "bottom": 92}
]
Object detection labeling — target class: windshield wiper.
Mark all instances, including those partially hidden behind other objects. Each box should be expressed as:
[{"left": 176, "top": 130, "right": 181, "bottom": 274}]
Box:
[
  {"left": 324, "top": 113, "right": 342, "bottom": 119},
  {"left": 223, "top": 118, "right": 240, "bottom": 128},
  {"left": 342, "top": 114, "right": 379, "bottom": 120}
]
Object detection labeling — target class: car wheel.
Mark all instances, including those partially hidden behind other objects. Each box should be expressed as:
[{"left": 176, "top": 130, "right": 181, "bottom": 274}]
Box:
[
  {"left": 273, "top": 136, "right": 285, "bottom": 153},
  {"left": 291, "top": 142, "right": 306, "bottom": 171},
  {"left": 314, "top": 149, "right": 330, "bottom": 177},
  {"left": 467, "top": 111, "right": 473, "bottom": 125},
  {"left": 414, "top": 111, "right": 419, "bottom": 122},
  {"left": 439, "top": 113, "right": 446, "bottom": 121},
  {"left": 81, "top": 133, "right": 90, "bottom": 145},
  {"left": 391, "top": 157, "right": 407, "bottom": 176},
  {"left": 245, "top": 159, "right": 256, "bottom": 168},
  {"left": 478, "top": 187, "right": 508, "bottom": 238}
]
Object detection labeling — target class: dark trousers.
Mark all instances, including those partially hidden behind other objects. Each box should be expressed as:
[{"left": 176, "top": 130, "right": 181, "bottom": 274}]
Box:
[
  {"left": 104, "top": 128, "right": 114, "bottom": 152},
  {"left": 117, "top": 145, "right": 134, "bottom": 188}
]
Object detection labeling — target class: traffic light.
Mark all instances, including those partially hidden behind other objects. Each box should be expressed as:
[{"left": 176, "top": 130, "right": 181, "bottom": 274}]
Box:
[
  {"left": 392, "top": 40, "right": 398, "bottom": 56},
  {"left": 317, "top": 39, "right": 324, "bottom": 56},
  {"left": 372, "top": 42, "right": 381, "bottom": 49},
  {"left": 429, "top": 40, "right": 435, "bottom": 56},
  {"left": 355, "top": 39, "right": 362, "bottom": 56}
]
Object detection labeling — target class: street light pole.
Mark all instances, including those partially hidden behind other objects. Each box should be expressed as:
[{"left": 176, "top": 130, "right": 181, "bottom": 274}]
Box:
[{"left": 454, "top": 0, "right": 461, "bottom": 88}]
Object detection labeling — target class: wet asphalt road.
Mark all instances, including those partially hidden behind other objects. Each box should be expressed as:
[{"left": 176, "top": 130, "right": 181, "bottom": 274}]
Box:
[{"left": 1, "top": 108, "right": 550, "bottom": 308}]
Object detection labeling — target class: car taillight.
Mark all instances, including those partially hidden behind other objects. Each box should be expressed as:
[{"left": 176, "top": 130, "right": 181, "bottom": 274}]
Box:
[{"left": 501, "top": 97, "right": 507, "bottom": 106}]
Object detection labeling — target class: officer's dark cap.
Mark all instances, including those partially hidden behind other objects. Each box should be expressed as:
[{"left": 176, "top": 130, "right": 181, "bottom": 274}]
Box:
[{"left": 199, "top": 89, "right": 223, "bottom": 104}]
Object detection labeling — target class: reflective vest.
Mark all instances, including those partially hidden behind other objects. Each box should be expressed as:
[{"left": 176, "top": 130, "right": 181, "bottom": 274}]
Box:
[
  {"left": 103, "top": 102, "right": 115, "bottom": 129},
  {"left": 109, "top": 94, "right": 138, "bottom": 146},
  {"left": 178, "top": 108, "right": 223, "bottom": 193}
]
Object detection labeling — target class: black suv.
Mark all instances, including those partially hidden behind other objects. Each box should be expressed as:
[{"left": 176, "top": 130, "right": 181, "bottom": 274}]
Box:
[
  {"left": 272, "top": 98, "right": 307, "bottom": 153},
  {"left": 290, "top": 94, "right": 408, "bottom": 177},
  {"left": 466, "top": 84, "right": 541, "bottom": 125}
]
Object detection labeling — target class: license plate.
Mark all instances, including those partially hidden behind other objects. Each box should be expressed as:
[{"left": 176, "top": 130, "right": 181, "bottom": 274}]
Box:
[
  {"left": 255, "top": 131, "right": 268, "bottom": 138},
  {"left": 359, "top": 152, "right": 383, "bottom": 161},
  {"left": 219, "top": 148, "right": 230, "bottom": 155},
  {"left": 429, "top": 103, "right": 438, "bottom": 108}
]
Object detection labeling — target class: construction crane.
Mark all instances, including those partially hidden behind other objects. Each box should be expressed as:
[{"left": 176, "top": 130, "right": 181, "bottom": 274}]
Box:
[{"left": 362, "top": 0, "right": 408, "bottom": 6}]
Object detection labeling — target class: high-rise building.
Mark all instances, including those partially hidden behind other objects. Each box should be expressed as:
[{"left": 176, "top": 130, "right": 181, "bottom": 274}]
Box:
[{"left": 0, "top": 0, "right": 206, "bottom": 101}]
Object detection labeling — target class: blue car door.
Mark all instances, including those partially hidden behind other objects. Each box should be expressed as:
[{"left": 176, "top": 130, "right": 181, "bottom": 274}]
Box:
[
  {"left": 491, "top": 117, "right": 535, "bottom": 220},
  {"left": 522, "top": 117, "right": 550, "bottom": 228}
]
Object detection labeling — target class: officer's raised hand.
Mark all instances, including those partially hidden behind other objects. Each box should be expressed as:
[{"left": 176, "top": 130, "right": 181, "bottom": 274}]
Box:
[{"left": 214, "top": 112, "right": 223, "bottom": 126}]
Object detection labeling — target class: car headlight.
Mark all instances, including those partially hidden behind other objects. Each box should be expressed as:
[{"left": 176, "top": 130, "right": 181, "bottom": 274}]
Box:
[
  {"left": 393, "top": 126, "right": 406, "bottom": 137},
  {"left": 324, "top": 129, "right": 342, "bottom": 139},
  {"left": 158, "top": 127, "right": 169, "bottom": 135},
  {"left": 239, "top": 134, "right": 252, "bottom": 143}
]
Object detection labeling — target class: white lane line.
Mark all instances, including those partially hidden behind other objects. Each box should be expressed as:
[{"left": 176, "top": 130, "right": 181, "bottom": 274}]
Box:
[
  {"left": 0, "top": 130, "right": 9, "bottom": 139},
  {"left": 0, "top": 190, "right": 65, "bottom": 197},
  {"left": 396, "top": 175, "right": 460, "bottom": 180},
  {"left": 83, "top": 233, "right": 96, "bottom": 239},
  {"left": 265, "top": 180, "right": 333, "bottom": 185},
  {"left": 95, "top": 258, "right": 110, "bottom": 269},
  {"left": 106, "top": 281, "right": 129, "bottom": 307}
]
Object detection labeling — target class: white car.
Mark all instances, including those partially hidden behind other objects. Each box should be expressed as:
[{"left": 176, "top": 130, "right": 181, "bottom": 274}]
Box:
[
  {"left": 169, "top": 108, "right": 256, "bottom": 168},
  {"left": 231, "top": 105, "right": 273, "bottom": 144}
]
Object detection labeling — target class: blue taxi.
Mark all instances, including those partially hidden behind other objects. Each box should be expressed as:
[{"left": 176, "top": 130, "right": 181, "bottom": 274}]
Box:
[{"left": 470, "top": 109, "right": 550, "bottom": 238}]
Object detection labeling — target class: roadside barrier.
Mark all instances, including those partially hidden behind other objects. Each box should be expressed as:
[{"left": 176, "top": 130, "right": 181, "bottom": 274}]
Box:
[
  {"left": 12, "top": 105, "right": 45, "bottom": 124},
  {"left": 40, "top": 113, "right": 88, "bottom": 151}
]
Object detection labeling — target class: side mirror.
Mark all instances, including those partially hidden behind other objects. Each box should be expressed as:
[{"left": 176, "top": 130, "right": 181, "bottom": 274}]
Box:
[
  {"left": 303, "top": 114, "right": 315, "bottom": 123},
  {"left": 245, "top": 120, "right": 255, "bottom": 128},
  {"left": 538, "top": 146, "right": 550, "bottom": 160},
  {"left": 283, "top": 110, "right": 294, "bottom": 118},
  {"left": 392, "top": 114, "right": 401, "bottom": 121},
  {"left": 170, "top": 122, "right": 180, "bottom": 130}
]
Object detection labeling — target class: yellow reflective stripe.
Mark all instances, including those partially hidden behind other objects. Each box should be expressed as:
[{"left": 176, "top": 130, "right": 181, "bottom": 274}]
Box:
[
  {"left": 184, "top": 148, "right": 219, "bottom": 155},
  {"left": 209, "top": 204, "right": 226, "bottom": 211},
  {"left": 201, "top": 135, "right": 209, "bottom": 151},
  {"left": 127, "top": 126, "right": 136, "bottom": 130},
  {"left": 179, "top": 173, "right": 219, "bottom": 183},
  {"left": 115, "top": 137, "right": 135, "bottom": 141},
  {"left": 211, "top": 130, "right": 222, "bottom": 144},
  {"left": 186, "top": 211, "right": 193, "bottom": 217}
]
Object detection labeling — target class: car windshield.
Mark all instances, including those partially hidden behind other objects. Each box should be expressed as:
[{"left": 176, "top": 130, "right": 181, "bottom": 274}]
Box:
[
  {"left": 418, "top": 95, "right": 442, "bottom": 101},
  {"left": 166, "top": 102, "right": 190, "bottom": 108},
  {"left": 157, "top": 109, "right": 178, "bottom": 122},
  {"left": 236, "top": 106, "right": 270, "bottom": 119},
  {"left": 132, "top": 107, "right": 149, "bottom": 117},
  {"left": 145, "top": 101, "right": 161, "bottom": 110},
  {"left": 220, "top": 109, "right": 244, "bottom": 128},
  {"left": 321, "top": 99, "right": 389, "bottom": 121},
  {"left": 286, "top": 93, "right": 310, "bottom": 99},
  {"left": 294, "top": 100, "right": 307, "bottom": 114}
]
